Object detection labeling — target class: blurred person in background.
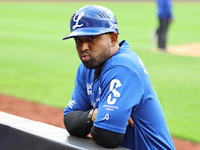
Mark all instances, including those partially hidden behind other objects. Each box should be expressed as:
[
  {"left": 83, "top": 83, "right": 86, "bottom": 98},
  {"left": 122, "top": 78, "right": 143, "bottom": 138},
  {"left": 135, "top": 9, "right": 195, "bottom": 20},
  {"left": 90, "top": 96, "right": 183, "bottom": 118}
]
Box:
[{"left": 153, "top": 0, "right": 173, "bottom": 51}]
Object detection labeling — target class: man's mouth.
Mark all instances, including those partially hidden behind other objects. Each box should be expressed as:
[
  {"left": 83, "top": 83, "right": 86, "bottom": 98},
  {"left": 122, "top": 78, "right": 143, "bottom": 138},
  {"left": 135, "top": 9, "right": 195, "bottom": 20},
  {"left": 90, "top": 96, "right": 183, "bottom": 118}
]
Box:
[{"left": 81, "top": 53, "right": 90, "bottom": 62}]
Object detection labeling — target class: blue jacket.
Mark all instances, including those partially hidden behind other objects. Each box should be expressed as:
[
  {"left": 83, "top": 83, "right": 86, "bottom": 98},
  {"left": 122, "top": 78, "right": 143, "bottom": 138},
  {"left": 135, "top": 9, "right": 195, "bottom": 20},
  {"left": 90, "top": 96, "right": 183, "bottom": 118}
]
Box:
[
  {"left": 157, "top": 0, "right": 173, "bottom": 19},
  {"left": 64, "top": 40, "right": 175, "bottom": 150}
]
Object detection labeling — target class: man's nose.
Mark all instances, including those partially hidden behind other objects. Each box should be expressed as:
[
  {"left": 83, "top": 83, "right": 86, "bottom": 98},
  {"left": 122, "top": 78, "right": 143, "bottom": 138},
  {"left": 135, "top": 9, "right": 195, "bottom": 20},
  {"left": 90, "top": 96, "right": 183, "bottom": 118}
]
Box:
[{"left": 80, "top": 42, "right": 89, "bottom": 52}]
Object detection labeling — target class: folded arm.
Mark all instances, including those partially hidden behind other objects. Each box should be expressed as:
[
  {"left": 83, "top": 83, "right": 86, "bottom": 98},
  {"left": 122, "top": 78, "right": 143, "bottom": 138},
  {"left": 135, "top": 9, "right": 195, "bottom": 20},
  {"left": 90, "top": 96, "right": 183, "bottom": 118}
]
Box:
[{"left": 63, "top": 109, "right": 125, "bottom": 148}]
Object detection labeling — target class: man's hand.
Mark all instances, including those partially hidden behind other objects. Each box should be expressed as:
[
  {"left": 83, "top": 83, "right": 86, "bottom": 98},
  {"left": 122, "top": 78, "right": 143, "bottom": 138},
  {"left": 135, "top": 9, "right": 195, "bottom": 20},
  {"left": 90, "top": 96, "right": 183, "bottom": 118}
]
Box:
[
  {"left": 127, "top": 117, "right": 134, "bottom": 127},
  {"left": 87, "top": 133, "right": 92, "bottom": 138},
  {"left": 91, "top": 108, "right": 98, "bottom": 122},
  {"left": 87, "top": 109, "right": 98, "bottom": 138}
]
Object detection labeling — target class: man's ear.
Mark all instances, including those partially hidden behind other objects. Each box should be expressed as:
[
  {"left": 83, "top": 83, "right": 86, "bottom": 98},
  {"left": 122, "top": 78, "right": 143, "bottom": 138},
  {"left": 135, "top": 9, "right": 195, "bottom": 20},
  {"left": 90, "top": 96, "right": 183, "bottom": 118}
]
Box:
[{"left": 110, "top": 32, "right": 118, "bottom": 47}]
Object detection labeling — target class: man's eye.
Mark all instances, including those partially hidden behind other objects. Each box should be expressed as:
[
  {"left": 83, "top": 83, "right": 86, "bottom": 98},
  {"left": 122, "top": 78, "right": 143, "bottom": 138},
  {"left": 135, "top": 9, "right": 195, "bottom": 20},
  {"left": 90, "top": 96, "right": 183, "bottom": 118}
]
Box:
[
  {"left": 88, "top": 37, "right": 95, "bottom": 41},
  {"left": 75, "top": 38, "right": 81, "bottom": 43}
]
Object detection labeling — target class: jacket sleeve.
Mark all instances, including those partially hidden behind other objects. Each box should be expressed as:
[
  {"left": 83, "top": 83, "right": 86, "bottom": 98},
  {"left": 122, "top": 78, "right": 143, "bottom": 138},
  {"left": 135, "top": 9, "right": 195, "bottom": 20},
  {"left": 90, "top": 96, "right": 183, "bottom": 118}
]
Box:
[
  {"left": 91, "top": 126, "right": 124, "bottom": 148},
  {"left": 64, "top": 110, "right": 93, "bottom": 137}
]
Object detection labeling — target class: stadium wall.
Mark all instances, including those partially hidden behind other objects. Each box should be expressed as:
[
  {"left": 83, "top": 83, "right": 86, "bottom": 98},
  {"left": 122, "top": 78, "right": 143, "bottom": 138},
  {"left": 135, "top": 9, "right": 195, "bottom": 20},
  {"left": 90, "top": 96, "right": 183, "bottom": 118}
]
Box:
[{"left": 0, "top": 111, "right": 129, "bottom": 150}]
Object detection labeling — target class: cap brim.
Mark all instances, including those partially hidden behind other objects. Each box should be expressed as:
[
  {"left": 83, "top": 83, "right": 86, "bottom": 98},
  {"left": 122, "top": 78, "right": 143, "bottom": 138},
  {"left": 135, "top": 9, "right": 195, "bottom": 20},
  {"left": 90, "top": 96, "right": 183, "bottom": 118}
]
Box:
[{"left": 62, "top": 28, "right": 117, "bottom": 40}]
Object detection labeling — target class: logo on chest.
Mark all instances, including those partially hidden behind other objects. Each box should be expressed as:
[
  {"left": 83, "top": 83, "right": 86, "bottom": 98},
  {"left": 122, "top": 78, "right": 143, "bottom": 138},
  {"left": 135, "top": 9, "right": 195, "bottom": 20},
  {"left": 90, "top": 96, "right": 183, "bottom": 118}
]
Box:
[
  {"left": 87, "top": 83, "right": 93, "bottom": 95},
  {"left": 107, "top": 79, "right": 122, "bottom": 105}
]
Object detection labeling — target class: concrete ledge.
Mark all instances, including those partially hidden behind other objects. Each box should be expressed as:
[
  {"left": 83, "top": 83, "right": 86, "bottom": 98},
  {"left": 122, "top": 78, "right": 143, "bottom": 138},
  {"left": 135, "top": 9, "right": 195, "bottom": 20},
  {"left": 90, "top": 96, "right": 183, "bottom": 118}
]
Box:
[{"left": 0, "top": 111, "right": 129, "bottom": 150}]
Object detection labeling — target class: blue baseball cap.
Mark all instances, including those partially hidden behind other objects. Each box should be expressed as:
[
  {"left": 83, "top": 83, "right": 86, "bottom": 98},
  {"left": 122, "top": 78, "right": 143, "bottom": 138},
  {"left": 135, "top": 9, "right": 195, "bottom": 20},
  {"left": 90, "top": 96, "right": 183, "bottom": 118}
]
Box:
[{"left": 63, "top": 5, "right": 119, "bottom": 40}]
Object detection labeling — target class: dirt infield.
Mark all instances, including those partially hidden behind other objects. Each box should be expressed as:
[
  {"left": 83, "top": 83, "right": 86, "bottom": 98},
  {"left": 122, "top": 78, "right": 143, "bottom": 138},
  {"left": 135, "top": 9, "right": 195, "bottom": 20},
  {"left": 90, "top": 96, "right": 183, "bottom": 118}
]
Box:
[
  {"left": 0, "top": 93, "right": 200, "bottom": 150},
  {"left": 167, "top": 43, "right": 200, "bottom": 57}
]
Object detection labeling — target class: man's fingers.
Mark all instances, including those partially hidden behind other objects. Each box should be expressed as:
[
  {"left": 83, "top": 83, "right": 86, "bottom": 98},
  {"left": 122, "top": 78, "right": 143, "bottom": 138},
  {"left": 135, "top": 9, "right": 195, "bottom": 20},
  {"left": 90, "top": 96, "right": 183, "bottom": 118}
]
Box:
[
  {"left": 91, "top": 108, "right": 98, "bottom": 122},
  {"left": 128, "top": 117, "right": 134, "bottom": 127},
  {"left": 87, "top": 133, "right": 92, "bottom": 139}
]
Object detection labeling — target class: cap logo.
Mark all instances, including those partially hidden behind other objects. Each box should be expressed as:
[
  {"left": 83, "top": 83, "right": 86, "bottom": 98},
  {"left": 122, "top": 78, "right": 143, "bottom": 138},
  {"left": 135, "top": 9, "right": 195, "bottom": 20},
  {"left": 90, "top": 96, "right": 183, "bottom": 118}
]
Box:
[
  {"left": 72, "top": 12, "right": 84, "bottom": 30},
  {"left": 109, "top": 22, "right": 118, "bottom": 30}
]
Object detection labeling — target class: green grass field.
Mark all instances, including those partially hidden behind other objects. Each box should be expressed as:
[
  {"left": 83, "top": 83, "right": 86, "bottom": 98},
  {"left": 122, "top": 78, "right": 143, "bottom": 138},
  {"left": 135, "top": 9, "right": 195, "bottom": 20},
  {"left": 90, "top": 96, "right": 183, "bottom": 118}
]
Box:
[{"left": 0, "top": 2, "right": 200, "bottom": 143}]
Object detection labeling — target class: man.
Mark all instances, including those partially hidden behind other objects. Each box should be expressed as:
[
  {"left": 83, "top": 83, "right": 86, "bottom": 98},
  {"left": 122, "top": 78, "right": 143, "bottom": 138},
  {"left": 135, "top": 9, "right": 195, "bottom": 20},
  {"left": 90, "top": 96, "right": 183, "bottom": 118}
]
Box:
[
  {"left": 63, "top": 5, "right": 175, "bottom": 150},
  {"left": 155, "top": 0, "right": 173, "bottom": 50}
]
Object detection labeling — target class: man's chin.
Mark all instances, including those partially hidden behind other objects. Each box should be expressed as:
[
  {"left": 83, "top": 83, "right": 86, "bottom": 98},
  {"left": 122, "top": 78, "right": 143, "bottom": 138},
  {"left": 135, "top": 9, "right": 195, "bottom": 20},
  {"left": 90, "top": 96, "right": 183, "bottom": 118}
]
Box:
[
  {"left": 83, "top": 62, "right": 94, "bottom": 69},
  {"left": 83, "top": 62, "right": 105, "bottom": 70}
]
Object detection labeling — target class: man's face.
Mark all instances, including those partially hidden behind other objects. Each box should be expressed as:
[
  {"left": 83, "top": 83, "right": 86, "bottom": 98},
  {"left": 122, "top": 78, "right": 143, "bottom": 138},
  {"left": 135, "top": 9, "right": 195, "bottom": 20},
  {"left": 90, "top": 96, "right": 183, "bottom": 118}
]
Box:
[{"left": 74, "top": 34, "right": 112, "bottom": 69}]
